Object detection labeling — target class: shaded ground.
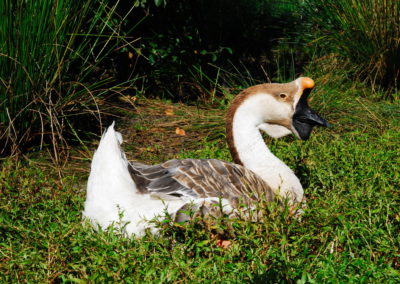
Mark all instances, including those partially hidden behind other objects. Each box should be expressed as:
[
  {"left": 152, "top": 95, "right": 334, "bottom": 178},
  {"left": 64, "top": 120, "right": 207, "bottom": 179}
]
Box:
[{"left": 104, "top": 97, "right": 227, "bottom": 164}]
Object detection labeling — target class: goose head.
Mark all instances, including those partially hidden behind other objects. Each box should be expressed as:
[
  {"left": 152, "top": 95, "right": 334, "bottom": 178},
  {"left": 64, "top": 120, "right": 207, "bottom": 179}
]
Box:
[
  {"left": 226, "top": 77, "right": 330, "bottom": 169},
  {"left": 227, "top": 77, "right": 329, "bottom": 141}
]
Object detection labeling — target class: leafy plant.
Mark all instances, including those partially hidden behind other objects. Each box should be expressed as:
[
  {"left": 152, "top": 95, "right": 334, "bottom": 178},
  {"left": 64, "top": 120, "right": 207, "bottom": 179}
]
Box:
[{"left": 122, "top": 0, "right": 303, "bottom": 101}]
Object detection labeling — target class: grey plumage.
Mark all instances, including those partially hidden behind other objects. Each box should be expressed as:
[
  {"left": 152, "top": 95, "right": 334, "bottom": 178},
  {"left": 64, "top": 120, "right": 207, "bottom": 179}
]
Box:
[{"left": 128, "top": 158, "right": 275, "bottom": 215}]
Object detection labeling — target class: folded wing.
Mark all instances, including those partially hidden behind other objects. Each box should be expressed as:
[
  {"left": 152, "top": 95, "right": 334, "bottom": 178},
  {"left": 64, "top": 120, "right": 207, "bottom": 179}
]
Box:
[{"left": 128, "top": 158, "right": 275, "bottom": 208}]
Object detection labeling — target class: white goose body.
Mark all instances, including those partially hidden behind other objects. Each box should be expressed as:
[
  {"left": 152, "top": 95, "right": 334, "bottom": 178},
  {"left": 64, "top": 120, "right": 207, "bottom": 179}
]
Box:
[{"left": 83, "top": 77, "right": 329, "bottom": 236}]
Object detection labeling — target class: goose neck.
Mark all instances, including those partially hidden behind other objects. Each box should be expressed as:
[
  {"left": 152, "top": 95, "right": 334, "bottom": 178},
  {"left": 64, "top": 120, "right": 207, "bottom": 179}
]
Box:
[
  {"left": 225, "top": 93, "right": 303, "bottom": 201},
  {"left": 226, "top": 93, "right": 286, "bottom": 170},
  {"left": 227, "top": 112, "right": 285, "bottom": 170}
]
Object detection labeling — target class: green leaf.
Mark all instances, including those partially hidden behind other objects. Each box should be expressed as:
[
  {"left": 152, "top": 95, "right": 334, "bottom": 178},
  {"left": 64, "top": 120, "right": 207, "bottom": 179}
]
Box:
[
  {"left": 154, "top": 0, "right": 163, "bottom": 7},
  {"left": 196, "top": 240, "right": 210, "bottom": 247}
]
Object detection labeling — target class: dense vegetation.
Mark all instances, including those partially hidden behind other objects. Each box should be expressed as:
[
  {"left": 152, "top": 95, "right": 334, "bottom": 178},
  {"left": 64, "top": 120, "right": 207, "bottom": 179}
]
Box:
[
  {"left": 1, "top": 0, "right": 399, "bottom": 155},
  {"left": 1, "top": 0, "right": 399, "bottom": 282},
  {"left": 0, "top": 0, "right": 136, "bottom": 156}
]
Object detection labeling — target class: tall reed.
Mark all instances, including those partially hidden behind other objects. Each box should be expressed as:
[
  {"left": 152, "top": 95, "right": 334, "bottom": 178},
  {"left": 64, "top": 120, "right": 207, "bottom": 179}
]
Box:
[
  {"left": 301, "top": 0, "right": 400, "bottom": 96},
  {"left": 0, "top": 0, "right": 136, "bottom": 157}
]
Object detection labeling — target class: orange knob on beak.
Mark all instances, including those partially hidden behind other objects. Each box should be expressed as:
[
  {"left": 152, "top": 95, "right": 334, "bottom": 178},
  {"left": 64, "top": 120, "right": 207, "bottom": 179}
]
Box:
[{"left": 301, "top": 77, "right": 315, "bottom": 90}]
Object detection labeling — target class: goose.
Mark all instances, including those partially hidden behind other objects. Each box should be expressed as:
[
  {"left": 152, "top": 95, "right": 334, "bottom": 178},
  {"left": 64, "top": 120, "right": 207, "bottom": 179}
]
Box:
[{"left": 83, "top": 77, "right": 329, "bottom": 236}]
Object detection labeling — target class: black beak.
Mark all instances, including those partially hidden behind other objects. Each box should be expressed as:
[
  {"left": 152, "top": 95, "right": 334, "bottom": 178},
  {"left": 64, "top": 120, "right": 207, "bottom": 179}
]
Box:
[{"left": 292, "top": 89, "right": 330, "bottom": 140}]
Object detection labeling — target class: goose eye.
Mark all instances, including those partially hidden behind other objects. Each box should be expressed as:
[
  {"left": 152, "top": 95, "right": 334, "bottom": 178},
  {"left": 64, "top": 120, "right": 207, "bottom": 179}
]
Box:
[{"left": 279, "top": 93, "right": 287, "bottom": 99}]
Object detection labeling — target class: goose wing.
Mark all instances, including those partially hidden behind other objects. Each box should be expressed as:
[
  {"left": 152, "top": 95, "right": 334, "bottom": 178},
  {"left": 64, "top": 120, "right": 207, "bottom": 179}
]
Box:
[{"left": 128, "top": 159, "right": 275, "bottom": 206}]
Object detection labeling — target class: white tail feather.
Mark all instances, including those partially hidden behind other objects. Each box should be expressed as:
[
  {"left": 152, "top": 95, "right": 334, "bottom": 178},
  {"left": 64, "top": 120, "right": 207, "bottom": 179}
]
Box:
[
  {"left": 83, "top": 123, "right": 138, "bottom": 231},
  {"left": 83, "top": 123, "right": 185, "bottom": 236}
]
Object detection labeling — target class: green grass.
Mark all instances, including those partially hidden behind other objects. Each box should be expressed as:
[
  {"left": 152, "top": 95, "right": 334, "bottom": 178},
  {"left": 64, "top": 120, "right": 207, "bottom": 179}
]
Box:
[
  {"left": 300, "top": 0, "right": 400, "bottom": 95},
  {"left": 1, "top": 84, "right": 399, "bottom": 282},
  {"left": 0, "top": 0, "right": 137, "bottom": 156}
]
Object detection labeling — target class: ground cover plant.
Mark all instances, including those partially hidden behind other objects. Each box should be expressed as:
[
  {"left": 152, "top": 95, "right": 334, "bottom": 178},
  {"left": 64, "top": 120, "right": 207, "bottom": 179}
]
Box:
[{"left": 1, "top": 81, "right": 399, "bottom": 282}]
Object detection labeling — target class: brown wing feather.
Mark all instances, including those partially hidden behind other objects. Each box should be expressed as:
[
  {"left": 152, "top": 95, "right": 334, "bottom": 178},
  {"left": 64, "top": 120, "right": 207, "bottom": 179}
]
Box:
[
  {"left": 129, "top": 158, "right": 275, "bottom": 209},
  {"left": 173, "top": 159, "right": 275, "bottom": 206}
]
